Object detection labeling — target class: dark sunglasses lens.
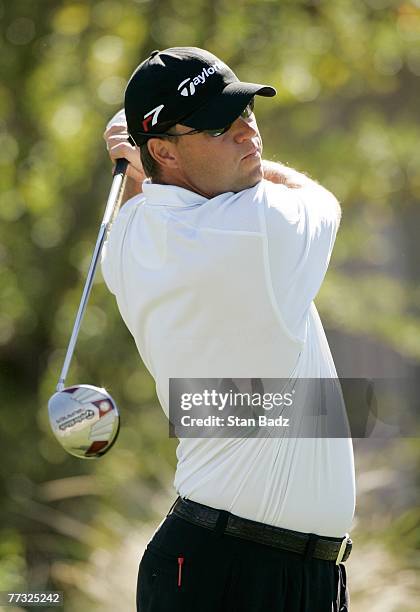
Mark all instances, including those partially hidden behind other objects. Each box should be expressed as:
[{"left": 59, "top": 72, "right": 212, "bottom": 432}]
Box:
[
  {"left": 241, "top": 98, "right": 255, "bottom": 118},
  {"left": 205, "top": 125, "right": 231, "bottom": 137},
  {"left": 204, "top": 99, "right": 255, "bottom": 137}
]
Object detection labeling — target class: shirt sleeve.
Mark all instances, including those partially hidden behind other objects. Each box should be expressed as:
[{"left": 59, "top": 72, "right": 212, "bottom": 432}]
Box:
[
  {"left": 262, "top": 180, "right": 341, "bottom": 341},
  {"left": 100, "top": 196, "right": 141, "bottom": 296},
  {"left": 100, "top": 238, "right": 115, "bottom": 294}
]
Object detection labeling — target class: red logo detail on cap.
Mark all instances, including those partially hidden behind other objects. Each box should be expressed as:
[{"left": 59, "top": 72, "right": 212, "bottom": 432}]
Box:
[{"left": 142, "top": 115, "right": 153, "bottom": 132}]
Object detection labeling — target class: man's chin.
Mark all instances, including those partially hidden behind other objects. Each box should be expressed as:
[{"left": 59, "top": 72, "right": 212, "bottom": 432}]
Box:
[
  {"left": 238, "top": 168, "right": 264, "bottom": 192},
  {"left": 213, "top": 167, "right": 263, "bottom": 195},
  {"left": 230, "top": 178, "right": 262, "bottom": 194}
]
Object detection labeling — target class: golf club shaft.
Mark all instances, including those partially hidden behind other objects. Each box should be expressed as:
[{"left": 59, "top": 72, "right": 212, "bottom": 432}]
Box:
[{"left": 56, "top": 158, "right": 129, "bottom": 392}]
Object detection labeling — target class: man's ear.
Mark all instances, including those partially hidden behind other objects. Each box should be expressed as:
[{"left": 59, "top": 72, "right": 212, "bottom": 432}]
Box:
[{"left": 147, "top": 138, "right": 179, "bottom": 169}]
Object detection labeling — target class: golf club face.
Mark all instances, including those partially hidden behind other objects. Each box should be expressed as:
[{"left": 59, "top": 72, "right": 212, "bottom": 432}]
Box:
[{"left": 48, "top": 384, "right": 120, "bottom": 459}]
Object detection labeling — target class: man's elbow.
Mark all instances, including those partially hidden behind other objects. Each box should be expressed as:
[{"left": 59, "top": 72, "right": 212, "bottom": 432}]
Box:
[
  {"left": 317, "top": 184, "right": 342, "bottom": 225},
  {"left": 330, "top": 194, "right": 342, "bottom": 226}
]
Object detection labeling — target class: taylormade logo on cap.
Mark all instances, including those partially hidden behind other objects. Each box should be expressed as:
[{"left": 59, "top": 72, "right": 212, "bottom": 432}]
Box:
[{"left": 177, "top": 62, "right": 223, "bottom": 97}]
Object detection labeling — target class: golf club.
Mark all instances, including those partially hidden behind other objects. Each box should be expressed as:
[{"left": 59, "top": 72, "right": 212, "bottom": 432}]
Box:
[{"left": 48, "top": 115, "right": 129, "bottom": 458}]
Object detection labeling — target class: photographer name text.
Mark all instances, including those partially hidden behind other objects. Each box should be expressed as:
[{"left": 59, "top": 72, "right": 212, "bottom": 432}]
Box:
[{"left": 180, "top": 415, "right": 290, "bottom": 427}]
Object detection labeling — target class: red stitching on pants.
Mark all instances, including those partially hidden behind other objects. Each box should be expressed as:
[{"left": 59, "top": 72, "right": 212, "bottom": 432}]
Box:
[{"left": 177, "top": 556, "right": 184, "bottom": 587}]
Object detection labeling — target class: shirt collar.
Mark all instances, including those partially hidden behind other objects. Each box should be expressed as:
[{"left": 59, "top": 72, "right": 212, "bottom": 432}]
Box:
[{"left": 142, "top": 179, "right": 209, "bottom": 208}]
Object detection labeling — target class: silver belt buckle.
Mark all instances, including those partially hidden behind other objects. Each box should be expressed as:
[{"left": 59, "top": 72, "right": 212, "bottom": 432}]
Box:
[{"left": 336, "top": 533, "right": 349, "bottom": 564}]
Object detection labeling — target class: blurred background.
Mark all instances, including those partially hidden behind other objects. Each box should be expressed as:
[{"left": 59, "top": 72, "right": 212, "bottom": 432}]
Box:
[{"left": 0, "top": 0, "right": 419, "bottom": 610}]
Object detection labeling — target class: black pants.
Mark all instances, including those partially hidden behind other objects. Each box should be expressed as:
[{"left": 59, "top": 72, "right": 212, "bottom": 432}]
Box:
[{"left": 137, "top": 508, "right": 349, "bottom": 612}]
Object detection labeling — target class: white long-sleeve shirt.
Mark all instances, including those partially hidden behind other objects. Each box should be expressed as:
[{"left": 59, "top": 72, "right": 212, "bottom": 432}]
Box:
[{"left": 101, "top": 178, "right": 355, "bottom": 537}]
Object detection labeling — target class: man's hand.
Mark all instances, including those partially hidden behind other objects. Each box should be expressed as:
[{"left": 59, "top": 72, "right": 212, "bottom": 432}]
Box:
[{"left": 103, "top": 109, "right": 145, "bottom": 200}]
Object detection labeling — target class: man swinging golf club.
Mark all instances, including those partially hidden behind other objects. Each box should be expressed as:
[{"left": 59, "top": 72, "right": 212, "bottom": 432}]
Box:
[{"left": 102, "top": 47, "right": 354, "bottom": 611}]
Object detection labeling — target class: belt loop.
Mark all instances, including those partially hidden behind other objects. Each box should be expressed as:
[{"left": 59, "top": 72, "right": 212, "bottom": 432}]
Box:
[
  {"left": 214, "top": 509, "right": 230, "bottom": 538},
  {"left": 304, "top": 533, "right": 318, "bottom": 563},
  {"left": 336, "top": 534, "right": 350, "bottom": 564}
]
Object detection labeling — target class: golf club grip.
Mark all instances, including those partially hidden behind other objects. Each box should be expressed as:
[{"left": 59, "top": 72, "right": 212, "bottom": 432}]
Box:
[
  {"left": 114, "top": 157, "right": 129, "bottom": 176},
  {"left": 103, "top": 158, "right": 129, "bottom": 227},
  {"left": 56, "top": 158, "right": 129, "bottom": 391}
]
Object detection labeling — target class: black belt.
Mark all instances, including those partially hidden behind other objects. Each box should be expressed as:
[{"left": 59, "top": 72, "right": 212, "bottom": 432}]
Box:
[{"left": 170, "top": 497, "right": 352, "bottom": 564}]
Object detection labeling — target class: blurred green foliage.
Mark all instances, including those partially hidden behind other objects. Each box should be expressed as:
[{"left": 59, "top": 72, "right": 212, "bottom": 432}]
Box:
[{"left": 0, "top": 0, "right": 419, "bottom": 610}]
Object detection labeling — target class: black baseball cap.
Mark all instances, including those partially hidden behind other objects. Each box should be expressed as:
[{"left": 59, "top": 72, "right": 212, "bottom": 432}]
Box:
[{"left": 124, "top": 47, "right": 276, "bottom": 145}]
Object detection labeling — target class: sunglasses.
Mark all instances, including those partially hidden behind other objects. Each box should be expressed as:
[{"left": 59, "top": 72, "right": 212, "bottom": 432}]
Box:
[{"left": 164, "top": 97, "right": 256, "bottom": 139}]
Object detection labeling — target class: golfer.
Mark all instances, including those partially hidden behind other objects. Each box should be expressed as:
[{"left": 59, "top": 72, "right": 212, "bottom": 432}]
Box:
[{"left": 102, "top": 47, "right": 355, "bottom": 611}]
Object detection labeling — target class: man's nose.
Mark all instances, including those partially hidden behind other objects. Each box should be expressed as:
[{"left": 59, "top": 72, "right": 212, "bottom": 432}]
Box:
[{"left": 232, "top": 116, "right": 258, "bottom": 142}]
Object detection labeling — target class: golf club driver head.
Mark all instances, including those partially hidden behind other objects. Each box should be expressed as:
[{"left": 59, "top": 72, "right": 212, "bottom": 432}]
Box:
[{"left": 48, "top": 384, "right": 120, "bottom": 459}]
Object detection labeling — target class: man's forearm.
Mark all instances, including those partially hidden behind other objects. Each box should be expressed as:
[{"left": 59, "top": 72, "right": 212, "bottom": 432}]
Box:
[
  {"left": 262, "top": 160, "right": 316, "bottom": 189},
  {"left": 262, "top": 160, "right": 342, "bottom": 223}
]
